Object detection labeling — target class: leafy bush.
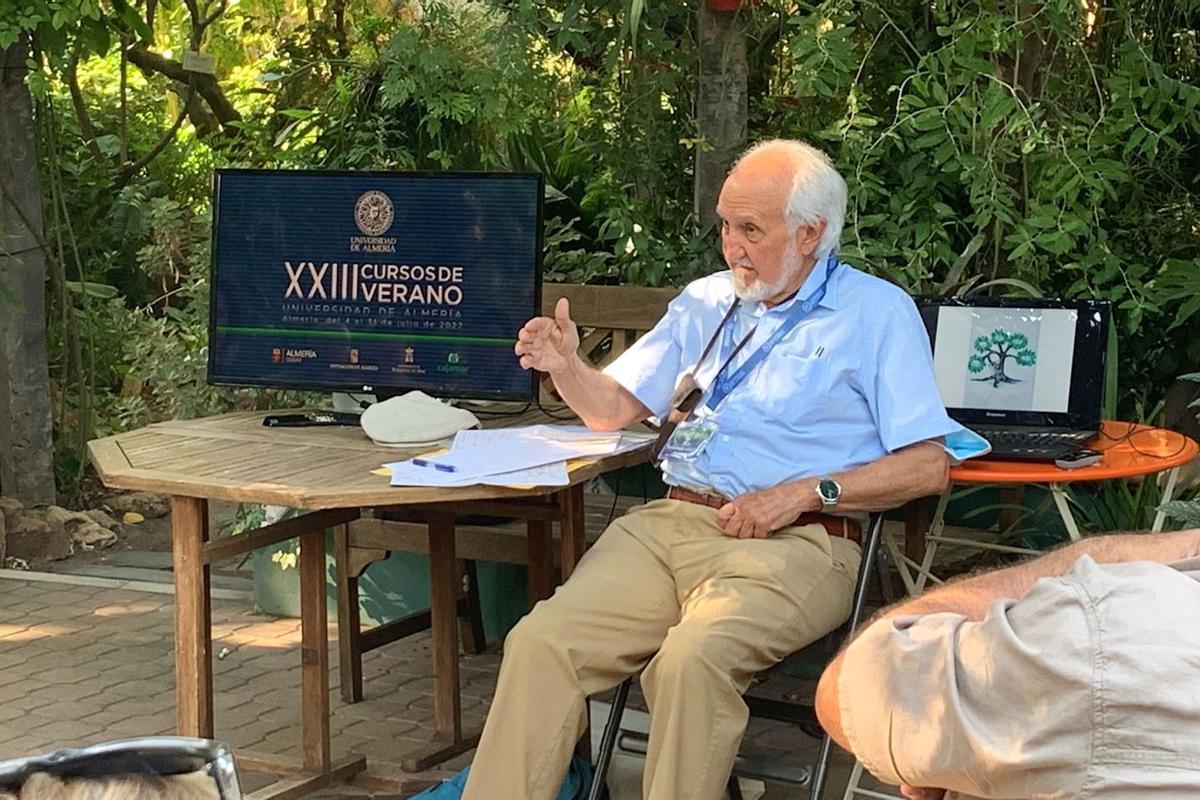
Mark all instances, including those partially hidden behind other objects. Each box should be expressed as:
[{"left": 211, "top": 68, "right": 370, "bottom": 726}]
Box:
[
  {"left": 760, "top": 0, "right": 1200, "bottom": 412},
  {"left": 10, "top": 0, "right": 1200, "bottom": 496}
]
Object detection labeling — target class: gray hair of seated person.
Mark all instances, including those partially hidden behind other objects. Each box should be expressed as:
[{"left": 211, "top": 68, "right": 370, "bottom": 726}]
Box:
[
  {"left": 732, "top": 139, "right": 848, "bottom": 262},
  {"left": 6, "top": 771, "right": 219, "bottom": 800}
]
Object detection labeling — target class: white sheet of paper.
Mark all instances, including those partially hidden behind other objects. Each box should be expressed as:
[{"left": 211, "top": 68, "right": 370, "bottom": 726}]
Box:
[
  {"left": 396, "top": 428, "right": 612, "bottom": 478},
  {"left": 388, "top": 459, "right": 570, "bottom": 488},
  {"left": 614, "top": 430, "right": 657, "bottom": 454},
  {"left": 384, "top": 424, "right": 653, "bottom": 488},
  {"left": 451, "top": 425, "right": 622, "bottom": 457}
]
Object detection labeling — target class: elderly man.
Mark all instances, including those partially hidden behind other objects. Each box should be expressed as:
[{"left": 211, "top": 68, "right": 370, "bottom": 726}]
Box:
[
  {"left": 461, "top": 139, "right": 970, "bottom": 800},
  {"left": 816, "top": 529, "right": 1200, "bottom": 800}
]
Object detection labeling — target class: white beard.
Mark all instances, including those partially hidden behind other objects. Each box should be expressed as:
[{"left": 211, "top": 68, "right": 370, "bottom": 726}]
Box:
[{"left": 732, "top": 241, "right": 804, "bottom": 303}]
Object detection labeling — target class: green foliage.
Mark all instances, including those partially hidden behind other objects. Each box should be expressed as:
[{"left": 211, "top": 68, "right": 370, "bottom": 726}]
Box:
[
  {"left": 1159, "top": 500, "right": 1200, "bottom": 527},
  {"left": 106, "top": 204, "right": 317, "bottom": 431},
  {"left": 13, "top": 0, "right": 1200, "bottom": 497},
  {"left": 761, "top": 0, "right": 1200, "bottom": 414},
  {"left": 1158, "top": 371, "right": 1200, "bottom": 529}
]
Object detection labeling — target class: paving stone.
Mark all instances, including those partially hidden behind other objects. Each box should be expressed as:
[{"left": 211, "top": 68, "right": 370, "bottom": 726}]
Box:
[{"left": 0, "top": 571, "right": 876, "bottom": 799}]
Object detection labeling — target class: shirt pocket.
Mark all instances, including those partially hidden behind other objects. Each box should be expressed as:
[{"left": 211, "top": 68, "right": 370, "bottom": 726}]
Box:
[{"left": 763, "top": 351, "right": 830, "bottom": 416}]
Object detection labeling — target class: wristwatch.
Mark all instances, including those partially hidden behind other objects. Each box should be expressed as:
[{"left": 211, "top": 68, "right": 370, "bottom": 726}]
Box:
[{"left": 815, "top": 476, "right": 842, "bottom": 511}]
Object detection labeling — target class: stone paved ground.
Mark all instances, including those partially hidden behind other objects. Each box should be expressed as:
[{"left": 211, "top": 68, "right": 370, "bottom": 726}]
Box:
[{"left": 0, "top": 570, "right": 895, "bottom": 799}]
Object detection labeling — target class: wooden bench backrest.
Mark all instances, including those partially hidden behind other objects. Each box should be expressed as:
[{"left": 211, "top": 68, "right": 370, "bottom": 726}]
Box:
[{"left": 541, "top": 283, "right": 678, "bottom": 370}]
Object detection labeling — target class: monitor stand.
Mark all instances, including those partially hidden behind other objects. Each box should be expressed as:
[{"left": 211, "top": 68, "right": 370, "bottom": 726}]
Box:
[
  {"left": 335, "top": 389, "right": 434, "bottom": 411},
  {"left": 333, "top": 391, "right": 376, "bottom": 415}
]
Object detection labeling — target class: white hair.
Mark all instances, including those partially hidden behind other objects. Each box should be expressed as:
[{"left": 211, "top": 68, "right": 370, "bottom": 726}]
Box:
[{"left": 732, "top": 139, "right": 847, "bottom": 260}]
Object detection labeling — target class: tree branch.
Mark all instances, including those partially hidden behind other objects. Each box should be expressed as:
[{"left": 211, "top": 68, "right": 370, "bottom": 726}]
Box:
[
  {"left": 125, "top": 43, "right": 242, "bottom": 132},
  {"left": 118, "top": 87, "right": 195, "bottom": 187},
  {"left": 182, "top": 0, "right": 226, "bottom": 47},
  {"left": 64, "top": 43, "right": 103, "bottom": 160},
  {"left": 183, "top": 92, "right": 220, "bottom": 137},
  {"left": 119, "top": 36, "right": 129, "bottom": 163}
]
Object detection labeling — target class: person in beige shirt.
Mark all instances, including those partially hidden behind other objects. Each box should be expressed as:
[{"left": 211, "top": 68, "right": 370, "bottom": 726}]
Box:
[{"left": 816, "top": 528, "right": 1200, "bottom": 800}]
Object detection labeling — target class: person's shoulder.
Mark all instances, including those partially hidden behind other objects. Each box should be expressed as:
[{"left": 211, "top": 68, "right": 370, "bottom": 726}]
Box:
[
  {"left": 673, "top": 271, "right": 735, "bottom": 309},
  {"left": 836, "top": 264, "right": 914, "bottom": 313},
  {"left": 1063, "top": 554, "right": 1200, "bottom": 603},
  {"left": 833, "top": 265, "right": 922, "bottom": 340}
]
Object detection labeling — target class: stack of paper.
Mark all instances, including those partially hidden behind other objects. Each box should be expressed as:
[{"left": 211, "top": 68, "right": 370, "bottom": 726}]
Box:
[{"left": 385, "top": 424, "right": 655, "bottom": 488}]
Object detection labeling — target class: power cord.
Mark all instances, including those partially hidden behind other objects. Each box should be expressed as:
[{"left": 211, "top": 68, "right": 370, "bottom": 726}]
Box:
[
  {"left": 606, "top": 469, "right": 622, "bottom": 528},
  {"left": 536, "top": 394, "right": 578, "bottom": 421},
  {"left": 1093, "top": 421, "right": 1190, "bottom": 460},
  {"left": 459, "top": 401, "right": 533, "bottom": 418}
]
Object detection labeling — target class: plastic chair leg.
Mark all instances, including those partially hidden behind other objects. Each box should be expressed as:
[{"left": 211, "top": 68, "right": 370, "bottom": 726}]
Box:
[{"left": 587, "top": 677, "right": 633, "bottom": 800}]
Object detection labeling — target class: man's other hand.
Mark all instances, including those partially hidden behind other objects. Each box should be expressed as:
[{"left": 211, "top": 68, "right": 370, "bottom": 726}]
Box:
[
  {"left": 716, "top": 484, "right": 809, "bottom": 539},
  {"left": 900, "top": 786, "right": 946, "bottom": 800},
  {"left": 515, "top": 297, "right": 580, "bottom": 375}
]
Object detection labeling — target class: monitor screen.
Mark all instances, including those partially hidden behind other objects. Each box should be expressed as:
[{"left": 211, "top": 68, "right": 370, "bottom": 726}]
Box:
[
  {"left": 208, "top": 169, "right": 543, "bottom": 401},
  {"left": 914, "top": 297, "right": 1109, "bottom": 429}
]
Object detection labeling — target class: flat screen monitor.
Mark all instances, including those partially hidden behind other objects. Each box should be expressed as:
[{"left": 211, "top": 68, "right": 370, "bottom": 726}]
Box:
[{"left": 208, "top": 169, "right": 543, "bottom": 401}]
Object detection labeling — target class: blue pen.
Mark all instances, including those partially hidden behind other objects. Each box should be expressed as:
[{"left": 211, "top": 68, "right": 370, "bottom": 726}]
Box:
[{"left": 411, "top": 458, "right": 458, "bottom": 473}]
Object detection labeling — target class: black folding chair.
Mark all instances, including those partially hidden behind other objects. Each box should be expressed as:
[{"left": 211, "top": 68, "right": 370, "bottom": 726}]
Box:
[{"left": 587, "top": 511, "right": 888, "bottom": 800}]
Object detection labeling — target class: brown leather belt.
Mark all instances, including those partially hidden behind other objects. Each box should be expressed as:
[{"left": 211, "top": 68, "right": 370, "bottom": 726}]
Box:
[{"left": 667, "top": 486, "right": 862, "bottom": 544}]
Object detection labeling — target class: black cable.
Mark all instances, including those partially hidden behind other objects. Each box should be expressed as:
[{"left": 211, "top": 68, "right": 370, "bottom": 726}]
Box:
[
  {"left": 1092, "top": 422, "right": 1190, "bottom": 460},
  {"left": 606, "top": 468, "right": 621, "bottom": 527},
  {"left": 463, "top": 401, "right": 533, "bottom": 418},
  {"left": 535, "top": 394, "right": 577, "bottom": 420},
  {"left": 345, "top": 392, "right": 375, "bottom": 410}
]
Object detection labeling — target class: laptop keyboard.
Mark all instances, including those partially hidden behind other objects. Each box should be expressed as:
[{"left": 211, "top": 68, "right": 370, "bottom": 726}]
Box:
[{"left": 974, "top": 428, "right": 1096, "bottom": 461}]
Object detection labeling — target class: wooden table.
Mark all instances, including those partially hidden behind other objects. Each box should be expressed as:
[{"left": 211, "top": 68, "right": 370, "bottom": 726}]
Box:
[
  {"left": 87, "top": 409, "right": 651, "bottom": 798},
  {"left": 888, "top": 421, "right": 1199, "bottom": 595}
]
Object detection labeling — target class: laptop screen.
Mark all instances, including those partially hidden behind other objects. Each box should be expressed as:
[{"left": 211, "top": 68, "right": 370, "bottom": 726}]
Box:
[{"left": 914, "top": 297, "right": 1110, "bottom": 430}]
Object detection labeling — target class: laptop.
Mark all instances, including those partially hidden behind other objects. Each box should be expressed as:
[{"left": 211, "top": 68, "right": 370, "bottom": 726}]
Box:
[{"left": 915, "top": 296, "right": 1111, "bottom": 461}]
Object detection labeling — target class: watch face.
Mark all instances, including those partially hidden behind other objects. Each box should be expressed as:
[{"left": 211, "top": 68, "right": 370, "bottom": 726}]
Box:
[{"left": 818, "top": 478, "right": 839, "bottom": 502}]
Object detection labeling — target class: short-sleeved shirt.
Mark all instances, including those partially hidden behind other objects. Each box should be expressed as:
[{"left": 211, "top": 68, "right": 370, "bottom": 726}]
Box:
[
  {"left": 839, "top": 555, "right": 1200, "bottom": 799},
  {"left": 603, "top": 258, "right": 965, "bottom": 497}
]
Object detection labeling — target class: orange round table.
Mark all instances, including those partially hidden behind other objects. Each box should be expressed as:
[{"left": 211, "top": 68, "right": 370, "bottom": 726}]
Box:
[
  {"left": 891, "top": 421, "right": 1199, "bottom": 594},
  {"left": 950, "top": 420, "right": 1199, "bottom": 484}
]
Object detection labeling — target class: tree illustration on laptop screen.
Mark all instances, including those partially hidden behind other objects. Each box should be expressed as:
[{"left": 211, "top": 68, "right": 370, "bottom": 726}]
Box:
[{"left": 968, "top": 329, "right": 1037, "bottom": 388}]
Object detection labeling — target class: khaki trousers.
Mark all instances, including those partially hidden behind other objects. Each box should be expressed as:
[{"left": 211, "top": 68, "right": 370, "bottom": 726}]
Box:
[{"left": 461, "top": 498, "right": 861, "bottom": 800}]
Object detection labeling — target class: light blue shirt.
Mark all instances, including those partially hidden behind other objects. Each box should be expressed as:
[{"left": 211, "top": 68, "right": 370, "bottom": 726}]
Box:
[{"left": 604, "top": 258, "right": 982, "bottom": 498}]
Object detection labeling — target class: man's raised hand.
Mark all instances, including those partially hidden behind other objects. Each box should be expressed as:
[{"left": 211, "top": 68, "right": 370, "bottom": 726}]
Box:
[{"left": 515, "top": 297, "right": 580, "bottom": 375}]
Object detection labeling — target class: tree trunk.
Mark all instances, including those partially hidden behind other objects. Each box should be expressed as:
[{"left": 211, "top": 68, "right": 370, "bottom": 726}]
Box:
[
  {"left": 694, "top": 3, "right": 747, "bottom": 228},
  {"left": 0, "top": 38, "right": 57, "bottom": 505}
]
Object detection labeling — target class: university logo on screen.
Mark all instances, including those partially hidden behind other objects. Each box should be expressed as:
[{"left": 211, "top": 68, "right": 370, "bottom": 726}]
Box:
[{"left": 351, "top": 190, "right": 398, "bottom": 253}]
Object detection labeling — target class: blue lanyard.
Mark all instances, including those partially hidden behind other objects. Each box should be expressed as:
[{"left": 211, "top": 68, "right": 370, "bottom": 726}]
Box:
[{"left": 704, "top": 258, "right": 838, "bottom": 411}]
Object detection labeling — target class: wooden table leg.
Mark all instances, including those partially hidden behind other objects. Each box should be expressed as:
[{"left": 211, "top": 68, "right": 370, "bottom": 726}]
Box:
[
  {"left": 299, "top": 527, "right": 331, "bottom": 773},
  {"left": 902, "top": 497, "right": 928, "bottom": 570},
  {"left": 172, "top": 496, "right": 212, "bottom": 738},
  {"left": 559, "top": 486, "right": 593, "bottom": 763},
  {"left": 334, "top": 524, "right": 363, "bottom": 705},
  {"left": 559, "top": 485, "right": 587, "bottom": 580},
  {"left": 237, "top": 516, "right": 367, "bottom": 798},
  {"left": 526, "top": 518, "right": 553, "bottom": 607},
  {"left": 460, "top": 559, "right": 487, "bottom": 655},
  {"left": 401, "top": 511, "right": 480, "bottom": 771},
  {"left": 998, "top": 486, "right": 1024, "bottom": 533}
]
